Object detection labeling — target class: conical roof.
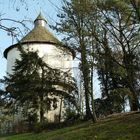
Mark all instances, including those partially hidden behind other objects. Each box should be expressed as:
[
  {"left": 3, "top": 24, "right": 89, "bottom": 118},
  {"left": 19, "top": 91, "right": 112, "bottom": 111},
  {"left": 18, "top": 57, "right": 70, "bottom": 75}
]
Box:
[
  {"left": 20, "top": 25, "right": 60, "bottom": 44},
  {"left": 21, "top": 13, "right": 60, "bottom": 44},
  {"left": 4, "top": 13, "right": 75, "bottom": 58},
  {"left": 34, "top": 12, "right": 47, "bottom": 23}
]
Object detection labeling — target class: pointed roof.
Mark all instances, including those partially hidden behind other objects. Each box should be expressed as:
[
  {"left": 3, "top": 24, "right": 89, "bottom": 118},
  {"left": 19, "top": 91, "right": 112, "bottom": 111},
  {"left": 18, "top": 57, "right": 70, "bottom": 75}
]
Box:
[
  {"left": 20, "top": 25, "right": 60, "bottom": 44},
  {"left": 21, "top": 13, "right": 59, "bottom": 44},
  {"left": 34, "top": 12, "right": 47, "bottom": 23},
  {"left": 4, "top": 13, "right": 75, "bottom": 58}
]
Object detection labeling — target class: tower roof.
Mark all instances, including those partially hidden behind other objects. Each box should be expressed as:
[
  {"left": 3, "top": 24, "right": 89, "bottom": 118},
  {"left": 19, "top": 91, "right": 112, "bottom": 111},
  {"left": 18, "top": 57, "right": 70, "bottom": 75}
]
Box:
[
  {"left": 4, "top": 13, "right": 75, "bottom": 58},
  {"left": 21, "top": 13, "right": 59, "bottom": 44},
  {"left": 34, "top": 12, "right": 47, "bottom": 23},
  {"left": 20, "top": 25, "right": 60, "bottom": 44}
]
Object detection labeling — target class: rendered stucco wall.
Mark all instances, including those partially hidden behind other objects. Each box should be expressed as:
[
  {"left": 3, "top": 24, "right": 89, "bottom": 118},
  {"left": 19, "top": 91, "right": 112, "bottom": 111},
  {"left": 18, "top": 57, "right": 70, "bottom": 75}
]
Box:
[{"left": 7, "top": 43, "right": 73, "bottom": 74}]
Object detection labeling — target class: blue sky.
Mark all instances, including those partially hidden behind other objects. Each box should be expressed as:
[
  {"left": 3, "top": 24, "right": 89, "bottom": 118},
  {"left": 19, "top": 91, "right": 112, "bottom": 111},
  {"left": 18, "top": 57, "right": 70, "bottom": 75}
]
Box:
[{"left": 0, "top": 0, "right": 62, "bottom": 78}]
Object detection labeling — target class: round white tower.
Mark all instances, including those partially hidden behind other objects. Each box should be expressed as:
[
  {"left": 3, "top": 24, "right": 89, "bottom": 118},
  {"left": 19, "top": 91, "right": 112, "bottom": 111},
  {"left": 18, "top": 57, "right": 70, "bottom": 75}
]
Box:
[
  {"left": 4, "top": 13, "right": 75, "bottom": 122},
  {"left": 4, "top": 13, "right": 74, "bottom": 74}
]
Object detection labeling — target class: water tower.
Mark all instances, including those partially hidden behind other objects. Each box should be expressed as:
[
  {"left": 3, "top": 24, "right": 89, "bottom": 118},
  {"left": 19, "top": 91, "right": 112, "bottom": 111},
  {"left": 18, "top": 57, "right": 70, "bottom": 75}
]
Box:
[{"left": 4, "top": 13, "right": 75, "bottom": 122}]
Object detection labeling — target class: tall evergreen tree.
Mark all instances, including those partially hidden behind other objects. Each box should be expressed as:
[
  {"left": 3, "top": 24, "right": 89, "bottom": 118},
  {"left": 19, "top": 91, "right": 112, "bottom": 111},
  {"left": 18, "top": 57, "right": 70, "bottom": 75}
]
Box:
[
  {"left": 2, "top": 47, "right": 78, "bottom": 123},
  {"left": 54, "top": 0, "right": 97, "bottom": 121},
  {"left": 45, "top": 0, "right": 139, "bottom": 117},
  {"left": 92, "top": 0, "right": 140, "bottom": 111}
]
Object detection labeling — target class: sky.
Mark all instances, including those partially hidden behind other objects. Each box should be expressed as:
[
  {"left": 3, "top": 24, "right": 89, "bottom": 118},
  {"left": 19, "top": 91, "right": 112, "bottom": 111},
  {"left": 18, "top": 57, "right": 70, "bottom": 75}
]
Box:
[{"left": 0, "top": 0, "right": 101, "bottom": 98}]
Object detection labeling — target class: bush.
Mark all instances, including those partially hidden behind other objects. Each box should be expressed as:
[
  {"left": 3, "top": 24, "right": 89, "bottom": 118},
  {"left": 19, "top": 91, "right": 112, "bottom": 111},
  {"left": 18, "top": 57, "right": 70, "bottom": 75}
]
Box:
[
  {"left": 65, "top": 109, "right": 80, "bottom": 122},
  {"left": 33, "top": 122, "right": 48, "bottom": 133},
  {"left": 33, "top": 119, "right": 83, "bottom": 133}
]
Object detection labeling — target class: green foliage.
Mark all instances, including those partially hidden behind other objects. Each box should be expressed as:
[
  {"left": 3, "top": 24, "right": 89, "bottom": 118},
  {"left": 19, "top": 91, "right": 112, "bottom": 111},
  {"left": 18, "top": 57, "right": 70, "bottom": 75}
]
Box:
[
  {"left": 1, "top": 47, "right": 78, "bottom": 126},
  {"left": 55, "top": 0, "right": 140, "bottom": 119},
  {"left": 64, "top": 108, "right": 80, "bottom": 122},
  {"left": 55, "top": 0, "right": 98, "bottom": 121},
  {"left": 95, "top": 0, "right": 140, "bottom": 112},
  {"left": 33, "top": 119, "right": 82, "bottom": 133},
  {"left": 33, "top": 122, "right": 47, "bottom": 133}
]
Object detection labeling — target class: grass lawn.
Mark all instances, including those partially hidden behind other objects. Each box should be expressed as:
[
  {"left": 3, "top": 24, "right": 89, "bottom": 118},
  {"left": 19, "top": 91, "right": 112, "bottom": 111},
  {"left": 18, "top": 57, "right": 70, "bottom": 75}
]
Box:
[{"left": 2, "top": 111, "right": 140, "bottom": 140}]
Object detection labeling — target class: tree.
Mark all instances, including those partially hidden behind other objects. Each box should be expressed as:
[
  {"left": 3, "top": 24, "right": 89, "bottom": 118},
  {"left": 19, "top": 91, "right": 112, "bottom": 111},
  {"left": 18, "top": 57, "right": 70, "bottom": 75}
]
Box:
[
  {"left": 96, "top": 41, "right": 126, "bottom": 114},
  {"left": 91, "top": 0, "right": 140, "bottom": 111},
  {"left": 2, "top": 47, "right": 78, "bottom": 124},
  {"left": 54, "top": 0, "right": 97, "bottom": 122},
  {"left": 129, "top": 0, "right": 140, "bottom": 22},
  {"left": 54, "top": 0, "right": 140, "bottom": 115}
]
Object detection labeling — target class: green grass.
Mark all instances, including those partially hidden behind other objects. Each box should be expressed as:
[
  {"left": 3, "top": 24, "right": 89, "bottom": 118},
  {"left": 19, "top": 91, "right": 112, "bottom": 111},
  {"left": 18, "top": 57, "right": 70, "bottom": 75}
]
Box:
[{"left": 2, "top": 112, "right": 140, "bottom": 140}]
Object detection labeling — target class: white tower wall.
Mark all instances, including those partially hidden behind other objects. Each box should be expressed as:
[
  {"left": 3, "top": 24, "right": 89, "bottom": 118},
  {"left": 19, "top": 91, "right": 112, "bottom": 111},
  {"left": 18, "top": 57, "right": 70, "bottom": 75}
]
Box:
[
  {"left": 6, "top": 43, "right": 73, "bottom": 122},
  {"left": 7, "top": 43, "right": 73, "bottom": 75}
]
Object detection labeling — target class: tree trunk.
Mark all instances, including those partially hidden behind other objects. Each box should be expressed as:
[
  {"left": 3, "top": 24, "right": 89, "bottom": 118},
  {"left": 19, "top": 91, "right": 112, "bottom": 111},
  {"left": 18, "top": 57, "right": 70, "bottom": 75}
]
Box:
[
  {"left": 59, "top": 97, "right": 63, "bottom": 122},
  {"left": 90, "top": 67, "right": 97, "bottom": 122},
  {"left": 39, "top": 94, "right": 44, "bottom": 123},
  {"left": 81, "top": 61, "right": 96, "bottom": 121},
  {"left": 129, "top": 83, "right": 139, "bottom": 111},
  {"left": 123, "top": 48, "right": 139, "bottom": 111},
  {"left": 80, "top": 35, "right": 92, "bottom": 120}
]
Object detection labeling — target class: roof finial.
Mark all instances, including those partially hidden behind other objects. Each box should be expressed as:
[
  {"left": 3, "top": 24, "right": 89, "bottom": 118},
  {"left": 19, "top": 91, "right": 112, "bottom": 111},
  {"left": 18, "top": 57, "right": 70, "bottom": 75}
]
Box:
[{"left": 34, "top": 12, "right": 47, "bottom": 27}]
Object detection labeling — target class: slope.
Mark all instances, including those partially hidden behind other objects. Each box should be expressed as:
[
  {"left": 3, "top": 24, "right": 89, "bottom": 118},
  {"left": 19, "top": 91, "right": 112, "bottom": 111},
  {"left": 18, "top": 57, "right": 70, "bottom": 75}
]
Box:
[{"left": 2, "top": 111, "right": 140, "bottom": 140}]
